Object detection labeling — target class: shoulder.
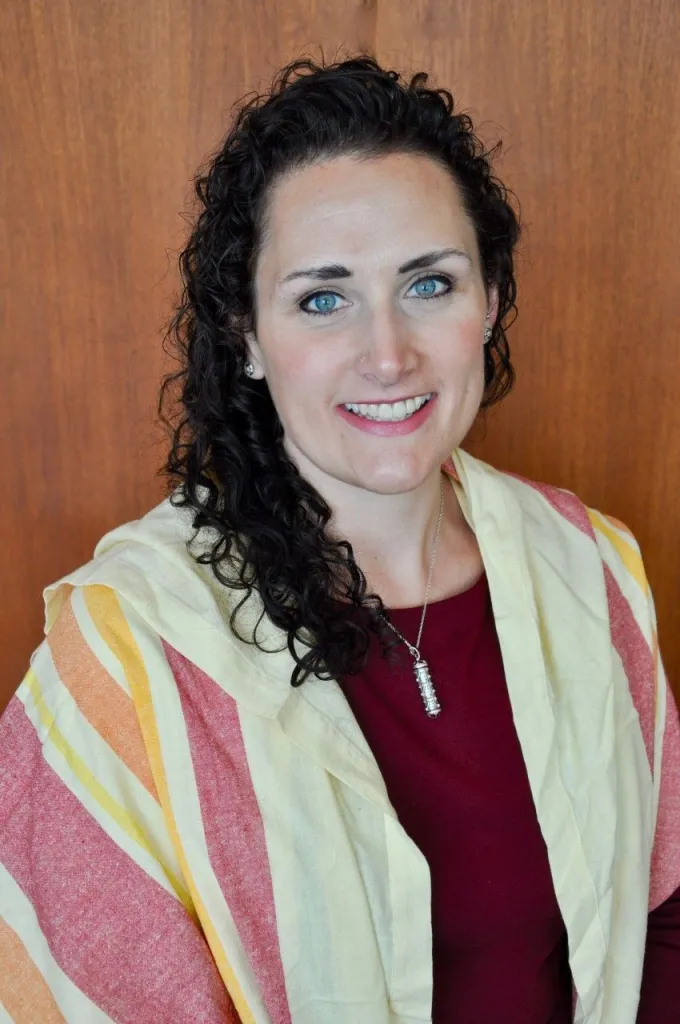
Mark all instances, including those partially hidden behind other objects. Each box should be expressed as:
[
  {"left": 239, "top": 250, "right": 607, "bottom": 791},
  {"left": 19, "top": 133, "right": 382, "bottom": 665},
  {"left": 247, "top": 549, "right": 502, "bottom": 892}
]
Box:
[
  {"left": 489, "top": 459, "right": 653, "bottom": 616},
  {"left": 475, "top": 454, "right": 659, "bottom": 674},
  {"left": 1, "top": 580, "right": 200, "bottom": 901},
  {"left": 32, "top": 490, "right": 292, "bottom": 726},
  {"left": 498, "top": 461, "right": 663, "bottom": 744},
  {"left": 495, "top": 463, "right": 666, "bottom": 778},
  {"left": 6, "top": 489, "right": 201, "bottom": 772}
]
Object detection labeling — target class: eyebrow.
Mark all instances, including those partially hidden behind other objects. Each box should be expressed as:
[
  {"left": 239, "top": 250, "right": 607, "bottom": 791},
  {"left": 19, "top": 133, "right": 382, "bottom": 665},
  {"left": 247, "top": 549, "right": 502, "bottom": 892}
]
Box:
[{"left": 277, "top": 247, "right": 472, "bottom": 286}]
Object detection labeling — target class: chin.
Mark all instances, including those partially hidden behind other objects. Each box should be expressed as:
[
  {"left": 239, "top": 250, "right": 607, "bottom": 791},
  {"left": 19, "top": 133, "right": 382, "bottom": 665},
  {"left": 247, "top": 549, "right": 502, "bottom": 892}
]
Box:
[{"left": 349, "top": 463, "right": 441, "bottom": 495}]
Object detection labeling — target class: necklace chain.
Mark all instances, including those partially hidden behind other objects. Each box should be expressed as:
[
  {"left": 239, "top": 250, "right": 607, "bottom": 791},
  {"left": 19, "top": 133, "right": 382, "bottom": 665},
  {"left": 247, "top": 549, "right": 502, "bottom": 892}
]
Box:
[{"left": 381, "top": 475, "right": 445, "bottom": 662}]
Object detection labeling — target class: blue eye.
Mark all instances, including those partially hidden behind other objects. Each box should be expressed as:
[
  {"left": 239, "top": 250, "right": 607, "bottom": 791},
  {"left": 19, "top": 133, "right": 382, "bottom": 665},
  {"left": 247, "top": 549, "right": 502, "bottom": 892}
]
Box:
[
  {"left": 299, "top": 274, "right": 452, "bottom": 317},
  {"left": 408, "top": 275, "right": 452, "bottom": 299},
  {"left": 300, "top": 291, "right": 342, "bottom": 316}
]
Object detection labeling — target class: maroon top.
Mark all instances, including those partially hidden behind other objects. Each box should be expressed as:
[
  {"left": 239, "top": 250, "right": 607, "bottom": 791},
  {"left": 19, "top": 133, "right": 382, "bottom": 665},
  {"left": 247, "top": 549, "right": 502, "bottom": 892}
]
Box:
[{"left": 338, "top": 569, "right": 680, "bottom": 1022}]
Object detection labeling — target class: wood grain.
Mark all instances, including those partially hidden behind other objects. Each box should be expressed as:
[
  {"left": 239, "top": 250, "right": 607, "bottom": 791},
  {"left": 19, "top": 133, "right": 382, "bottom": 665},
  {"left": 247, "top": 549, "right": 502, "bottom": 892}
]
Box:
[
  {"left": 379, "top": 0, "right": 680, "bottom": 691},
  {"left": 0, "top": 0, "right": 370, "bottom": 705},
  {"left": 1, "top": 0, "right": 678, "bottom": 707}
]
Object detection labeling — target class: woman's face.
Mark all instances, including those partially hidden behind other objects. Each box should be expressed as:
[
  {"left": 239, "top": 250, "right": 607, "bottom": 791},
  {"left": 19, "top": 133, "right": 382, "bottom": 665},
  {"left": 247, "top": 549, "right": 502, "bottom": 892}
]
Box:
[{"left": 247, "top": 151, "right": 498, "bottom": 498}]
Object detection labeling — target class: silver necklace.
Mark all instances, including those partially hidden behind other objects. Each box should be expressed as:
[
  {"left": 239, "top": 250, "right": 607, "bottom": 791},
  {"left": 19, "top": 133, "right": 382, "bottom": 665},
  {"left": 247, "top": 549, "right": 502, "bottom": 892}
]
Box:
[{"left": 381, "top": 477, "right": 445, "bottom": 718}]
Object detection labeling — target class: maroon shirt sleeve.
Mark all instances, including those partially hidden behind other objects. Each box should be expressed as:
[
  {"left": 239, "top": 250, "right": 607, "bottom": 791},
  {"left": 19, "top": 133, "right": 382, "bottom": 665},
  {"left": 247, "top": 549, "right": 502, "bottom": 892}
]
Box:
[{"left": 637, "top": 884, "right": 680, "bottom": 1020}]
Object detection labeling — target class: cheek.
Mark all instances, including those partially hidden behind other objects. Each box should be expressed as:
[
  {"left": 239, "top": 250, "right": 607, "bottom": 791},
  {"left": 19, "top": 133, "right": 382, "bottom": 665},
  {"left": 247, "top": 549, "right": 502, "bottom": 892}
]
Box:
[
  {"left": 263, "top": 343, "right": 334, "bottom": 425},
  {"left": 274, "top": 340, "right": 346, "bottom": 399},
  {"left": 453, "top": 317, "right": 484, "bottom": 355},
  {"left": 434, "top": 316, "right": 484, "bottom": 378},
  {"left": 442, "top": 318, "right": 486, "bottom": 401}
]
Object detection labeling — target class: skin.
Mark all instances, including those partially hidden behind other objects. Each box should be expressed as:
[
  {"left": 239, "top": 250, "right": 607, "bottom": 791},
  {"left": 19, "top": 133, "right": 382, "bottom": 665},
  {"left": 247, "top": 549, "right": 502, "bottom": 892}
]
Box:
[{"left": 246, "top": 151, "right": 498, "bottom": 607}]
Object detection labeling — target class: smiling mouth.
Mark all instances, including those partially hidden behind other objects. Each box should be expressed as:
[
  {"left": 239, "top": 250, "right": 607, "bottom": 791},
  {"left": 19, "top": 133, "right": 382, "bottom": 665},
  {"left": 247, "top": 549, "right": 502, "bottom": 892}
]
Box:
[{"left": 342, "top": 393, "right": 434, "bottom": 422}]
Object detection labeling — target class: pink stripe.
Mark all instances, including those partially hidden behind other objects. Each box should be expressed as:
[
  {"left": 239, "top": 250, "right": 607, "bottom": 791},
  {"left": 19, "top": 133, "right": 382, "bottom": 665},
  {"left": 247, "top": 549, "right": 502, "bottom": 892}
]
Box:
[
  {"left": 650, "top": 684, "right": 680, "bottom": 910},
  {"left": 601, "top": 563, "right": 680, "bottom": 921},
  {"left": 0, "top": 697, "right": 237, "bottom": 1024},
  {"left": 164, "top": 641, "right": 292, "bottom": 1024},
  {"left": 502, "top": 472, "right": 595, "bottom": 537},
  {"left": 602, "top": 564, "right": 656, "bottom": 769}
]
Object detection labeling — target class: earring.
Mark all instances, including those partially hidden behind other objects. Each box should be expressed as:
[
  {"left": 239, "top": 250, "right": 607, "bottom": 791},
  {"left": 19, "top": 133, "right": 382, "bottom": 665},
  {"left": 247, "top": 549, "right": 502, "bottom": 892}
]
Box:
[
  {"left": 484, "top": 326, "right": 493, "bottom": 345},
  {"left": 244, "top": 361, "right": 255, "bottom": 377}
]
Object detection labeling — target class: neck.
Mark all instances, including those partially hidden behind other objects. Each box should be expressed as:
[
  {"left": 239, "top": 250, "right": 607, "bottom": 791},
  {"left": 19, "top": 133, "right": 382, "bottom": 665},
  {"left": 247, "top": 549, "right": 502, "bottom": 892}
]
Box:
[{"left": 326, "top": 470, "right": 464, "bottom": 608}]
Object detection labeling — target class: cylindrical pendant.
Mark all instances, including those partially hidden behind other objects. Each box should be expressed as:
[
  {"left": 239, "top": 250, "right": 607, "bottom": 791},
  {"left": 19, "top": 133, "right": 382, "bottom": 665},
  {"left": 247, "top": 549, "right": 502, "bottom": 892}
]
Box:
[{"left": 413, "top": 659, "right": 441, "bottom": 718}]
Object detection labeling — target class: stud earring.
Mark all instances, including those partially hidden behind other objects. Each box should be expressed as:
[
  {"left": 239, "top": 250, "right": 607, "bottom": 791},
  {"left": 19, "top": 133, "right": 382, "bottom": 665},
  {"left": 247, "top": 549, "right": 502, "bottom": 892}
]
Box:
[{"left": 244, "top": 361, "right": 255, "bottom": 377}]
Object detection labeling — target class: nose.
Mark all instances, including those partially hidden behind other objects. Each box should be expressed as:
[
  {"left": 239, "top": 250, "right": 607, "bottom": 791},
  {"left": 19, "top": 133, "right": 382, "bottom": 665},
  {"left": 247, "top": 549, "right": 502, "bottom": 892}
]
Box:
[{"left": 358, "top": 304, "right": 418, "bottom": 385}]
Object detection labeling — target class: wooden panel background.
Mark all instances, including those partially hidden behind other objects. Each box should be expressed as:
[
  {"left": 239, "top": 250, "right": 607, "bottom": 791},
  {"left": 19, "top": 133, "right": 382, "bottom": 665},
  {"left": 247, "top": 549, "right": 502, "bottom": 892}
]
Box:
[{"left": 1, "top": 0, "right": 678, "bottom": 711}]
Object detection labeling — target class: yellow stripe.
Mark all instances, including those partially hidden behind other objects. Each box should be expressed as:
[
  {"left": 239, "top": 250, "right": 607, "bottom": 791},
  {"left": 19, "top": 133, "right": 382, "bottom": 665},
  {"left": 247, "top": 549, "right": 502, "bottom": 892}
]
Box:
[
  {"left": 588, "top": 510, "right": 649, "bottom": 595},
  {"left": 90, "top": 586, "right": 254, "bottom": 1024},
  {"left": 23, "top": 668, "right": 193, "bottom": 916}
]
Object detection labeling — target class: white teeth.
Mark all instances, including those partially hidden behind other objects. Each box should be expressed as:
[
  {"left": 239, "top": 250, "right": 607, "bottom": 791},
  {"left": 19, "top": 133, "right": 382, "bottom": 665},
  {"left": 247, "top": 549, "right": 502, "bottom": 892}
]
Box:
[{"left": 344, "top": 393, "right": 432, "bottom": 422}]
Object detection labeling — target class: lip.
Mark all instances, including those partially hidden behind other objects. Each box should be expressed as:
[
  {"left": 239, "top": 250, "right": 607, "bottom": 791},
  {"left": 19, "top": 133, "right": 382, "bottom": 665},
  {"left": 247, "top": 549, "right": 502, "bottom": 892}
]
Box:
[{"left": 336, "top": 393, "right": 438, "bottom": 436}]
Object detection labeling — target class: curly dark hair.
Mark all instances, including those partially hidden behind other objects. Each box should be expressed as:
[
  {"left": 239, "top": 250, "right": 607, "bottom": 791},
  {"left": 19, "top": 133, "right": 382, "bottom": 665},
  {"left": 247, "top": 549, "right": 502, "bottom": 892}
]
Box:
[{"left": 159, "top": 54, "right": 520, "bottom": 688}]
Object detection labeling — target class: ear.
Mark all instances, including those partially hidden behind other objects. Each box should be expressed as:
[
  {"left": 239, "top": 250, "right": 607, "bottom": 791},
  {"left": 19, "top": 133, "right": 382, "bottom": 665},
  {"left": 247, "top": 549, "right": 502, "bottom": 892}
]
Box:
[{"left": 243, "top": 329, "right": 266, "bottom": 379}]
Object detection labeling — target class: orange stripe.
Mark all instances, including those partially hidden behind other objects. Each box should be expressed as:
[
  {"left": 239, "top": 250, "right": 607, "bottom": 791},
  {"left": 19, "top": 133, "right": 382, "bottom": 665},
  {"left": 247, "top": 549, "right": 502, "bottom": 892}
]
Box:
[
  {"left": 602, "top": 513, "right": 635, "bottom": 538},
  {"left": 90, "top": 587, "right": 255, "bottom": 1024},
  {"left": 47, "top": 592, "right": 158, "bottom": 798},
  {"left": 0, "top": 918, "right": 66, "bottom": 1023}
]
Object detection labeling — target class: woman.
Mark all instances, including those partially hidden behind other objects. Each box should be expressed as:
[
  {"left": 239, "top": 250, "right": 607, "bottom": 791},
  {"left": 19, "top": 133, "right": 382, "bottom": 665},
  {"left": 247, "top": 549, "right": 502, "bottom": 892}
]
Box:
[{"left": 0, "top": 55, "right": 678, "bottom": 1024}]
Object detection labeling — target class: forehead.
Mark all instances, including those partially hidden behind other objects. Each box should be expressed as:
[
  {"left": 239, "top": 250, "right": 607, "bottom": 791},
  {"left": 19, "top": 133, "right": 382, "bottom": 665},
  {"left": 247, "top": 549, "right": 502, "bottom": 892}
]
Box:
[{"left": 257, "top": 151, "right": 479, "bottom": 273}]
